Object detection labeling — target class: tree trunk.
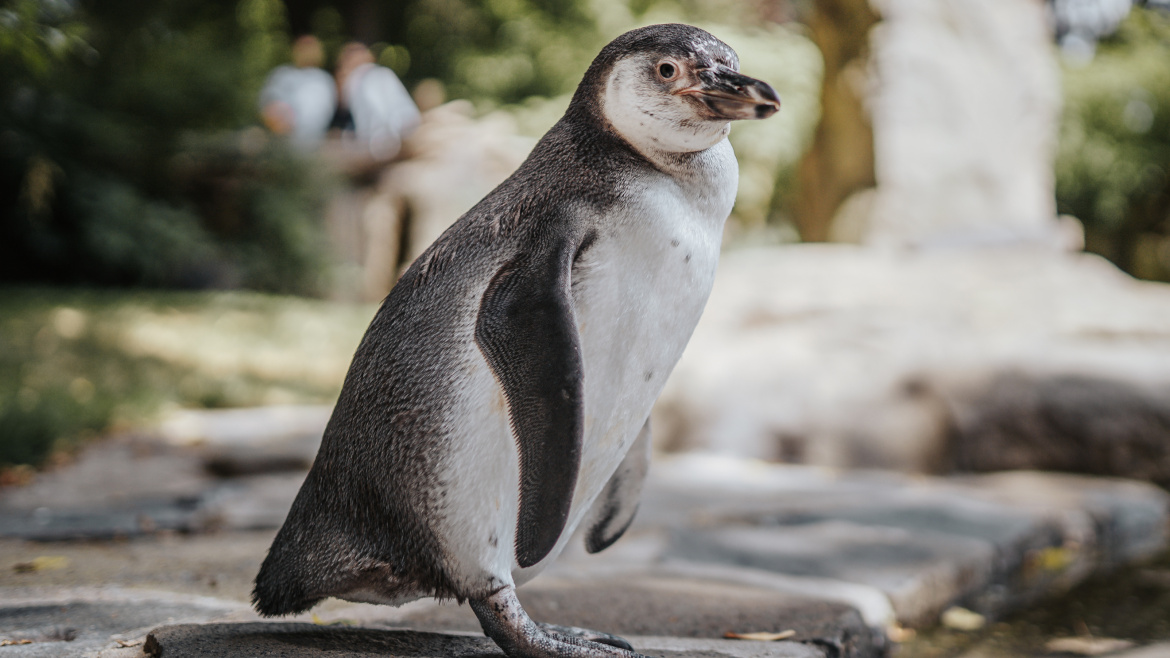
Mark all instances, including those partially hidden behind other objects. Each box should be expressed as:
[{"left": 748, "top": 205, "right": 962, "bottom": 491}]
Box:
[{"left": 794, "top": 0, "right": 878, "bottom": 242}]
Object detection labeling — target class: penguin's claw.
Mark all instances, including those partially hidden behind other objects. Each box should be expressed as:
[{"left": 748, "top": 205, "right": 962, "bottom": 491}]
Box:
[
  {"left": 539, "top": 623, "right": 635, "bottom": 651},
  {"left": 471, "top": 586, "right": 647, "bottom": 658}
]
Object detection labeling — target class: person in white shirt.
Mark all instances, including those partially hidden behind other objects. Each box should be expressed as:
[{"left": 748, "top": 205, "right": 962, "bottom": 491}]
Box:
[
  {"left": 333, "top": 42, "right": 421, "bottom": 160},
  {"left": 259, "top": 35, "right": 337, "bottom": 149}
]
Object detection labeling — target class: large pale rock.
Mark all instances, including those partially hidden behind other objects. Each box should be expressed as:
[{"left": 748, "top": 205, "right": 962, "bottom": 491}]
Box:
[
  {"left": 657, "top": 245, "right": 1170, "bottom": 472},
  {"left": 830, "top": 0, "right": 1067, "bottom": 248}
]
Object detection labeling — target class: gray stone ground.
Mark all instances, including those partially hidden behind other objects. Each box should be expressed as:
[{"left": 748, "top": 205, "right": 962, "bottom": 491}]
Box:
[{"left": 1, "top": 408, "right": 1168, "bottom": 657}]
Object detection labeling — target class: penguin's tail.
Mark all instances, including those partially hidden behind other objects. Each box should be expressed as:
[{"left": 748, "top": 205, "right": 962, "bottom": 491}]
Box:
[{"left": 252, "top": 544, "right": 324, "bottom": 617}]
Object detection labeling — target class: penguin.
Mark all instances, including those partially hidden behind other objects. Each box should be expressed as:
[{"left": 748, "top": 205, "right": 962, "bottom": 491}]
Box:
[{"left": 254, "top": 23, "right": 780, "bottom": 658}]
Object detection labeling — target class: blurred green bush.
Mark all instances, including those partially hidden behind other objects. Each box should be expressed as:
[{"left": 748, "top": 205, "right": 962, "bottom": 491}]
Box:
[
  {"left": 1057, "top": 7, "right": 1170, "bottom": 281},
  {"left": 1, "top": 0, "right": 333, "bottom": 294}
]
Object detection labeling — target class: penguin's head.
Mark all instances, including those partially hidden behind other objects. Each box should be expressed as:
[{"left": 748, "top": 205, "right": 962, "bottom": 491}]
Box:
[{"left": 573, "top": 24, "right": 781, "bottom": 155}]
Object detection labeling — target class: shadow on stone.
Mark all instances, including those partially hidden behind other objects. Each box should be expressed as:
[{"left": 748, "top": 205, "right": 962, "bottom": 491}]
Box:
[
  {"left": 144, "top": 623, "right": 502, "bottom": 657},
  {"left": 143, "top": 622, "right": 837, "bottom": 658}
]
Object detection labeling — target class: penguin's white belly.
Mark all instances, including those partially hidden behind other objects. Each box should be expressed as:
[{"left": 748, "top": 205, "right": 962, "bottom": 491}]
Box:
[
  {"left": 432, "top": 141, "right": 736, "bottom": 595},
  {"left": 565, "top": 185, "right": 726, "bottom": 536}
]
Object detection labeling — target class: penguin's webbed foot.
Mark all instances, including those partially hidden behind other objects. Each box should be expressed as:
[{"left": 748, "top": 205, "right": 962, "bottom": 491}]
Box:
[
  {"left": 470, "top": 586, "right": 645, "bottom": 658},
  {"left": 538, "top": 623, "right": 634, "bottom": 651}
]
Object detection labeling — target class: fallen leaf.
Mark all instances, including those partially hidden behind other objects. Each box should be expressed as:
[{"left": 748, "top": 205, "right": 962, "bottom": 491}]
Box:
[
  {"left": 723, "top": 630, "right": 796, "bottom": 641},
  {"left": 941, "top": 607, "right": 986, "bottom": 631},
  {"left": 12, "top": 556, "right": 70, "bottom": 573},
  {"left": 0, "top": 639, "right": 33, "bottom": 646},
  {"left": 1031, "top": 546, "right": 1075, "bottom": 572},
  {"left": 1045, "top": 636, "right": 1134, "bottom": 655},
  {"left": 116, "top": 639, "right": 143, "bottom": 648},
  {"left": 310, "top": 614, "right": 354, "bottom": 627}
]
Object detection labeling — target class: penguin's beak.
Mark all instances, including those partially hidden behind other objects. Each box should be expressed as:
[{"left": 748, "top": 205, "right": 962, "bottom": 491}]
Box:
[{"left": 675, "top": 65, "right": 781, "bottom": 120}]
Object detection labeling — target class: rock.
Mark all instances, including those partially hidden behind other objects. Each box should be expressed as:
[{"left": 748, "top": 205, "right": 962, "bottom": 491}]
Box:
[
  {"left": 143, "top": 623, "right": 499, "bottom": 658},
  {"left": 0, "top": 588, "right": 245, "bottom": 658},
  {"left": 0, "top": 406, "right": 326, "bottom": 540},
  {"left": 1, "top": 534, "right": 276, "bottom": 603},
  {"left": 796, "top": 0, "right": 1068, "bottom": 248},
  {"left": 517, "top": 575, "right": 871, "bottom": 646},
  {"left": 194, "top": 473, "right": 306, "bottom": 531},
  {"left": 0, "top": 498, "right": 204, "bottom": 541},
  {"left": 391, "top": 573, "right": 881, "bottom": 658},
  {"left": 0, "top": 462, "right": 305, "bottom": 541},
  {"left": 668, "top": 523, "right": 994, "bottom": 629},
  {"left": 644, "top": 456, "right": 1170, "bottom": 627},
  {"left": 158, "top": 405, "right": 331, "bottom": 476},
  {"left": 859, "top": 0, "right": 1066, "bottom": 248},
  {"left": 947, "top": 373, "right": 1170, "bottom": 487},
  {"left": 656, "top": 245, "right": 1170, "bottom": 475},
  {"left": 0, "top": 438, "right": 209, "bottom": 513},
  {"left": 0, "top": 437, "right": 213, "bottom": 541},
  {"left": 142, "top": 623, "right": 830, "bottom": 658}
]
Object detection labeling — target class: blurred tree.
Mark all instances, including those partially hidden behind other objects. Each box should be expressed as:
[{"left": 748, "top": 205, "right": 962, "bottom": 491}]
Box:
[
  {"left": 1057, "top": 6, "right": 1170, "bottom": 280},
  {"left": 1, "top": 0, "right": 332, "bottom": 294},
  {"left": 791, "top": 0, "right": 877, "bottom": 242},
  {"left": 282, "top": 0, "right": 608, "bottom": 103}
]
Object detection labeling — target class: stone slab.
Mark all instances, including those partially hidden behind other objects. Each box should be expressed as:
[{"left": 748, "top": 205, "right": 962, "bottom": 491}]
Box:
[
  {"left": 142, "top": 623, "right": 828, "bottom": 658},
  {"left": 157, "top": 406, "right": 330, "bottom": 476},
  {"left": 641, "top": 457, "right": 1170, "bottom": 627},
  {"left": 0, "top": 588, "right": 245, "bottom": 658},
  {"left": 0, "top": 472, "right": 305, "bottom": 540},
  {"left": 668, "top": 523, "right": 992, "bottom": 628},
  {"left": 390, "top": 573, "right": 882, "bottom": 658}
]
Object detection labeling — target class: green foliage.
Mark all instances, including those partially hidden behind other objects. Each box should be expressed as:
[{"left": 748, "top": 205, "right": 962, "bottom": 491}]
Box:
[
  {"left": 1056, "top": 7, "right": 1170, "bottom": 280},
  {"left": 0, "top": 0, "right": 332, "bottom": 294},
  {"left": 0, "top": 0, "right": 93, "bottom": 80},
  {"left": 397, "top": 0, "right": 603, "bottom": 102}
]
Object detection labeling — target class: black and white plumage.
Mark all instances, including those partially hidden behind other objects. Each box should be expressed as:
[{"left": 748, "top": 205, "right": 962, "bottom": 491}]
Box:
[{"left": 254, "top": 23, "right": 779, "bottom": 658}]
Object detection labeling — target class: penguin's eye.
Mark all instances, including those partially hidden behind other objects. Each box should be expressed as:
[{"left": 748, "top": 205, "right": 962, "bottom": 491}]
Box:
[{"left": 657, "top": 62, "right": 677, "bottom": 80}]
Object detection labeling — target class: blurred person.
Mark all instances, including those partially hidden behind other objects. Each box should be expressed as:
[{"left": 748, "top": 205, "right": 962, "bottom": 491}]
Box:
[
  {"left": 259, "top": 35, "right": 336, "bottom": 149},
  {"left": 332, "top": 42, "right": 420, "bottom": 160}
]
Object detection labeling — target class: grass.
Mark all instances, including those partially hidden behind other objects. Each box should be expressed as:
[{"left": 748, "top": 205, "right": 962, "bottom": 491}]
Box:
[{"left": 0, "top": 287, "right": 377, "bottom": 468}]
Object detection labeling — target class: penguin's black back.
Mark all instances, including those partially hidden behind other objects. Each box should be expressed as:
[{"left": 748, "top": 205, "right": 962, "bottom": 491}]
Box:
[{"left": 250, "top": 37, "right": 677, "bottom": 613}]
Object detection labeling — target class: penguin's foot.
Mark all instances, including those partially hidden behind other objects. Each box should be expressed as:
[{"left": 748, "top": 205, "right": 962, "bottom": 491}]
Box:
[
  {"left": 537, "top": 623, "right": 634, "bottom": 651},
  {"left": 470, "top": 586, "right": 646, "bottom": 658}
]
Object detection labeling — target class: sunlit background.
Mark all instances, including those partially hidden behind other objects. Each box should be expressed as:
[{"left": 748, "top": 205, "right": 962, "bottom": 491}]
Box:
[
  {"left": 3, "top": 0, "right": 1170, "bottom": 654},
  {"left": 2, "top": 0, "right": 1168, "bottom": 466}
]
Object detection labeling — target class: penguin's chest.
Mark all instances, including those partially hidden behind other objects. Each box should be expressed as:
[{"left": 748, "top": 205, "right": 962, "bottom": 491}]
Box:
[{"left": 569, "top": 166, "right": 733, "bottom": 502}]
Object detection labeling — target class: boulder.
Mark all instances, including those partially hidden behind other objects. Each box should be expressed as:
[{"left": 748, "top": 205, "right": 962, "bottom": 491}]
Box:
[
  {"left": 656, "top": 245, "right": 1170, "bottom": 477},
  {"left": 859, "top": 0, "right": 1066, "bottom": 248}
]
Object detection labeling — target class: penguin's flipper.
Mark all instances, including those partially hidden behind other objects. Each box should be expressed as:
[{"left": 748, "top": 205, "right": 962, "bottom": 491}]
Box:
[
  {"left": 583, "top": 419, "right": 651, "bottom": 554},
  {"left": 476, "top": 247, "right": 584, "bottom": 569}
]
